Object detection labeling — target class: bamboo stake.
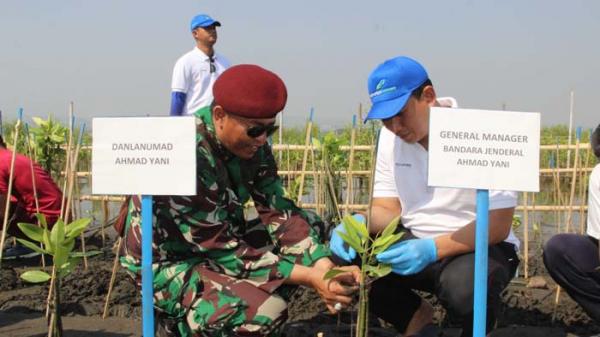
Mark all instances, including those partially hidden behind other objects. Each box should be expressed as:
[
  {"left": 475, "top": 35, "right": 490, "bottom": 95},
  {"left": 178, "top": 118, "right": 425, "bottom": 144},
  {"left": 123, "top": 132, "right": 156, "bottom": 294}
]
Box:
[
  {"left": 24, "top": 123, "right": 46, "bottom": 268},
  {"left": 324, "top": 160, "right": 343, "bottom": 221},
  {"left": 63, "top": 123, "right": 85, "bottom": 225},
  {"left": 286, "top": 145, "right": 291, "bottom": 187},
  {"left": 308, "top": 136, "right": 320, "bottom": 216},
  {"left": 59, "top": 107, "right": 74, "bottom": 220},
  {"left": 550, "top": 154, "right": 562, "bottom": 233},
  {"left": 103, "top": 237, "right": 123, "bottom": 319},
  {"left": 578, "top": 140, "right": 592, "bottom": 234},
  {"left": 102, "top": 199, "right": 109, "bottom": 247},
  {"left": 278, "top": 111, "right": 283, "bottom": 164},
  {"left": 554, "top": 128, "right": 582, "bottom": 321},
  {"left": 344, "top": 115, "right": 357, "bottom": 216},
  {"left": 555, "top": 139, "right": 565, "bottom": 232},
  {"left": 565, "top": 129, "right": 581, "bottom": 233},
  {"left": 0, "top": 109, "right": 23, "bottom": 264},
  {"left": 47, "top": 122, "right": 86, "bottom": 318},
  {"left": 296, "top": 109, "right": 313, "bottom": 206},
  {"left": 522, "top": 192, "right": 529, "bottom": 279},
  {"left": 358, "top": 129, "right": 379, "bottom": 337}
]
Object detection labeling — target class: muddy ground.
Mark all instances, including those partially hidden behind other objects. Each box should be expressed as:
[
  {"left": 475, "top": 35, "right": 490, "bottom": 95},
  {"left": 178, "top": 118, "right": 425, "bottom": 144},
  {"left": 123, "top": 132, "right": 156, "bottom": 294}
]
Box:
[{"left": 1, "top": 236, "right": 598, "bottom": 337}]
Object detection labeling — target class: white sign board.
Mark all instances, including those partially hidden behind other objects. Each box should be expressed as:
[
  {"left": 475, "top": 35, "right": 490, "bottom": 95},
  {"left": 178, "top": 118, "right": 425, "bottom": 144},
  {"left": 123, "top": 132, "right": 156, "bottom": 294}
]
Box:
[
  {"left": 92, "top": 117, "right": 196, "bottom": 195},
  {"left": 428, "top": 108, "right": 540, "bottom": 192}
]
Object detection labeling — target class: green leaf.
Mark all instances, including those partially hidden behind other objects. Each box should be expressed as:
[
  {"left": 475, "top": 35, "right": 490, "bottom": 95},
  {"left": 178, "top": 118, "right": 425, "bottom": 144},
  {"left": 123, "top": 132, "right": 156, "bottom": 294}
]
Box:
[
  {"left": 344, "top": 214, "right": 369, "bottom": 238},
  {"left": 341, "top": 218, "right": 361, "bottom": 242},
  {"left": 337, "top": 231, "right": 364, "bottom": 254},
  {"left": 70, "top": 250, "right": 102, "bottom": 258},
  {"left": 43, "top": 229, "right": 54, "bottom": 253},
  {"left": 380, "top": 216, "right": 400, "bottom": 239},
  {"left": 364, "top": 264, "right": 392, "bottom": 278},
  {"left": 50, "top": 218, "right": 65, "bottom": 247},
  {"left": 65, "top": 218, "right": 92, "bottom": 239},
  {"left": 62, "top": 239, "right": 76, "bottom": 256},
  {"left": 17, "top": 223, "right": 44, "bottom": 243},
  {"left": 323, "top": 268, "right": 347, "bottom": 280},
  {"left": 21, "top": 270, "right": 51, "bottom": 283},
  {"left": 372, "top": 233, "right": 395, "bottom": 249},
  {"left": 311, "top": 137, "right": 322, "bottom": 150},
  {"left": 35, "top": 213, "right": 48, "bottom": 228},
  {"left": 32, "top": 117, "right": 45, "bottom": 127},
  {"left": 16, "top": 239, "right": 49, "bottom": 255},
  {"left": 372, "top": 233, "right": 404, "bottom": 255},
  {"left": 50, "top": 135, "right": 64, "bottom": 142}
]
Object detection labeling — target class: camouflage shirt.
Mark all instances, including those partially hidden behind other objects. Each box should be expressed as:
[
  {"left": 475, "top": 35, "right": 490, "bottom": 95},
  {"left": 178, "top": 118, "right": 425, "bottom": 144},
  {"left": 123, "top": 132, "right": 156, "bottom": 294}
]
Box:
[{"left": 121, "top": 106, "right": 330, "bottom": 294}]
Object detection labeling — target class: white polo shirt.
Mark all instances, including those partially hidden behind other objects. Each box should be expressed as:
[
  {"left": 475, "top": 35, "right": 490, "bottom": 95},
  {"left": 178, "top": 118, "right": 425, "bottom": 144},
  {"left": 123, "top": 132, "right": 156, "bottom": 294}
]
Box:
[
  {"left": 587, "top": 164, "right": 600, "bottom": 239},
  {"left": 171, "top": 48, "right": 231, "bottom": 115},
  {"left": 373, "top": 97, "right": 520, "bottom": 249}
]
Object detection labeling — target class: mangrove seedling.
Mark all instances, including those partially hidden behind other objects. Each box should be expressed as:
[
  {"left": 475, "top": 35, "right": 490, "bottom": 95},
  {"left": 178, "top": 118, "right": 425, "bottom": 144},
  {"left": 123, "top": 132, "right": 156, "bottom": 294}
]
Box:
[
  {"left": 324, "top": 213, "right": 403, "bottom": 337},
  {"left": 17, "top": 214, "right": 96, "bottom": 337}
]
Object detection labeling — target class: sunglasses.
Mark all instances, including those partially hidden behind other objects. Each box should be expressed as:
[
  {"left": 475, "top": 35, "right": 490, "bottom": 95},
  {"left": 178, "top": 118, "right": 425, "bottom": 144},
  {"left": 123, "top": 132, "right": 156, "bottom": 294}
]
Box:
[
  {"left": 208, "top": 56, "right": 216, "bottom": 73},
  {"left": 246, "top": 123, "right": 279, "bottom": 138},
  {"left": 227, "top": 112, "right": 279, "bottom": 138}
]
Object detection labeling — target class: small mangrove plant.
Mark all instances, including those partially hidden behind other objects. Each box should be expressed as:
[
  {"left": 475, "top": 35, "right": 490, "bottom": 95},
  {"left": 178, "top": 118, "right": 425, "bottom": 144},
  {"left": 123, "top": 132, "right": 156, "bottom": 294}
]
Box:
[{"left": 324, "top": 213, "right": 403, "bottom": 337}]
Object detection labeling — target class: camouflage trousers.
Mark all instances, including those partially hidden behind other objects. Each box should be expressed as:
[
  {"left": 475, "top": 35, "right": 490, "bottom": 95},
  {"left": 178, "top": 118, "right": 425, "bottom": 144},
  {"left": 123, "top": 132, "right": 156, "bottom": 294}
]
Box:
[{"left": 152, "top": 260, "right": 293, "bottom": 337}]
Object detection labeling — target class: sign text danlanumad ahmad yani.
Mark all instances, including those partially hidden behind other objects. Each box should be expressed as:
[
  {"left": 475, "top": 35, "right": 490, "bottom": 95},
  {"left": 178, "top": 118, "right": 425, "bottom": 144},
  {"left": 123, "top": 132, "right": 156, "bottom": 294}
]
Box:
[{"left": 111, "top": 142, "right": 174, "bottom": 165}]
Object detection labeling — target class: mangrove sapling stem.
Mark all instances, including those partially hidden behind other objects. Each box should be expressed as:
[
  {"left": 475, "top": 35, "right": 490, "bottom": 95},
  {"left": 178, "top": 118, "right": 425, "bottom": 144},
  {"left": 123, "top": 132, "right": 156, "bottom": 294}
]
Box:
[
  {"left": 0, "top": 114, "right": 22, "bottom": 264},
  {"left": 45, "top": 264, "right": 56, "bottom": 318},
  {"left": 103, "top": 237, "right": 123, "bottom": 319}
]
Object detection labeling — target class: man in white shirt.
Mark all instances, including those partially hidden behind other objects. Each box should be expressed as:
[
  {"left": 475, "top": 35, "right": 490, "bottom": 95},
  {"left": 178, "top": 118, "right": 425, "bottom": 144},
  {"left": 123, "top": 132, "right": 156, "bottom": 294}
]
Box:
[
  {"left": 543, "top": 124, "right": 600, "bottom": 323},
  {"left": 330, "top": 56, "right": 520, "bottom": 337},
  {"left": 170, "top": 13, "right": 231, "bottom": 116}
]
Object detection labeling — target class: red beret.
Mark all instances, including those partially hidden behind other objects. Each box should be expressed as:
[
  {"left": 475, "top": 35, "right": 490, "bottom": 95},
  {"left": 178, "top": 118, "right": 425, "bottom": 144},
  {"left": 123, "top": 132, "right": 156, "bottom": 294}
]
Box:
[{"left": 213, "top": 64, "right": 287, "bottom": 119}]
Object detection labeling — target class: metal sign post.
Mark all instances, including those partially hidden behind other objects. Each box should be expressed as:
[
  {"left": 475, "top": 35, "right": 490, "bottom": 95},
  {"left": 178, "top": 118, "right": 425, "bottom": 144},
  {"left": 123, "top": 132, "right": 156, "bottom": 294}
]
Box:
[{"left": 428, "top": 107, "right": 541, "bottom": 337}]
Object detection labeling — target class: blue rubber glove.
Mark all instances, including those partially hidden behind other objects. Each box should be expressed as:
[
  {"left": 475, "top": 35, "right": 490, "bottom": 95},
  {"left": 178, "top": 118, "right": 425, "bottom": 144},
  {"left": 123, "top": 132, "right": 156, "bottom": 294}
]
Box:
[
  {"left": 376, "top": 238, "right": 437, "bottom": 275},
  {"left": 329, "top": 214, "right": 365, "bottom": 262}
]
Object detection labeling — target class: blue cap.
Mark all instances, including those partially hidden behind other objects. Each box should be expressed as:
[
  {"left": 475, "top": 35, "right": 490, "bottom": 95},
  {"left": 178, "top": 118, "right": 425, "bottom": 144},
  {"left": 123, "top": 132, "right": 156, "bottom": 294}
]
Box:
[
  {"left": 190, "top": 14, "right": 221, "bottom": 31},
  {"left": 365, "top": 56, "right": 429, "bottom": 121}
]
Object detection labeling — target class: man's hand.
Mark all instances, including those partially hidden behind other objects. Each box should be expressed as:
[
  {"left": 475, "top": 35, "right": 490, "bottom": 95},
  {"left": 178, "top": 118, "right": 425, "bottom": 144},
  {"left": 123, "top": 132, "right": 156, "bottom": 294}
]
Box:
[
  {"left": 329, "top": 214, "right": 365, "bottom": 262},
  {"left": 376, "top": 238, "right": 437, "bottom": 275},
  {"left": 311, "top": 265, "right": 361, "bottom": 314}
]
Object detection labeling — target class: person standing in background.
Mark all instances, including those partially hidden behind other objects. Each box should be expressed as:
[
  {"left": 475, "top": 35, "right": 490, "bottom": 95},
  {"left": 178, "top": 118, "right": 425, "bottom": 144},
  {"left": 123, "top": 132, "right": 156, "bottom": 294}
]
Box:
[{"left": 170, "top": 13, "right": 231, "bottom": 116}]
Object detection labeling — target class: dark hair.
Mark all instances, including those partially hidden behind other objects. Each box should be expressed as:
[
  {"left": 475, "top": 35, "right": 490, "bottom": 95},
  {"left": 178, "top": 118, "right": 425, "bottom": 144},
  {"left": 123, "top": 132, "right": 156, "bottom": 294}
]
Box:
[
  {"left": 0, "top": 135, "right": 5, "bottom": 148},
  {"left": 592, "top": 124, "right": 600, "bottom": 159},
  {"left": 411, "top": 79, "right": 433, "bottom": 99}
]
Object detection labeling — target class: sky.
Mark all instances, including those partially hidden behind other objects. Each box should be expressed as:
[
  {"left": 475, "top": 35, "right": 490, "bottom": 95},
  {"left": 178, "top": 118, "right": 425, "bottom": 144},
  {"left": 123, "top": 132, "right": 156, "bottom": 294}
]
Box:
[{"left": 1, "top": 0, "right": 599, "bottom": 130}]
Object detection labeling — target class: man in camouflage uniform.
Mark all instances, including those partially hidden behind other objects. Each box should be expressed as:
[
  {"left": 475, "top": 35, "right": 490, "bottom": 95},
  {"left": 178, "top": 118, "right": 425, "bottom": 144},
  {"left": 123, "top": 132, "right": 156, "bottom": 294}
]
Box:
[{"left": 120, "top": 65, "right": 359, "bottom": 337}]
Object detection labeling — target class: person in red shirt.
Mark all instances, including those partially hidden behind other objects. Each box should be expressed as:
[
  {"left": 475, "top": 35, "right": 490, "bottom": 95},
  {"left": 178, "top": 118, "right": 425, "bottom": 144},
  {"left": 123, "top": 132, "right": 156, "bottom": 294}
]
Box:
[{"left": 1, "top": 135, "right": 63, "bottom": 257}]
